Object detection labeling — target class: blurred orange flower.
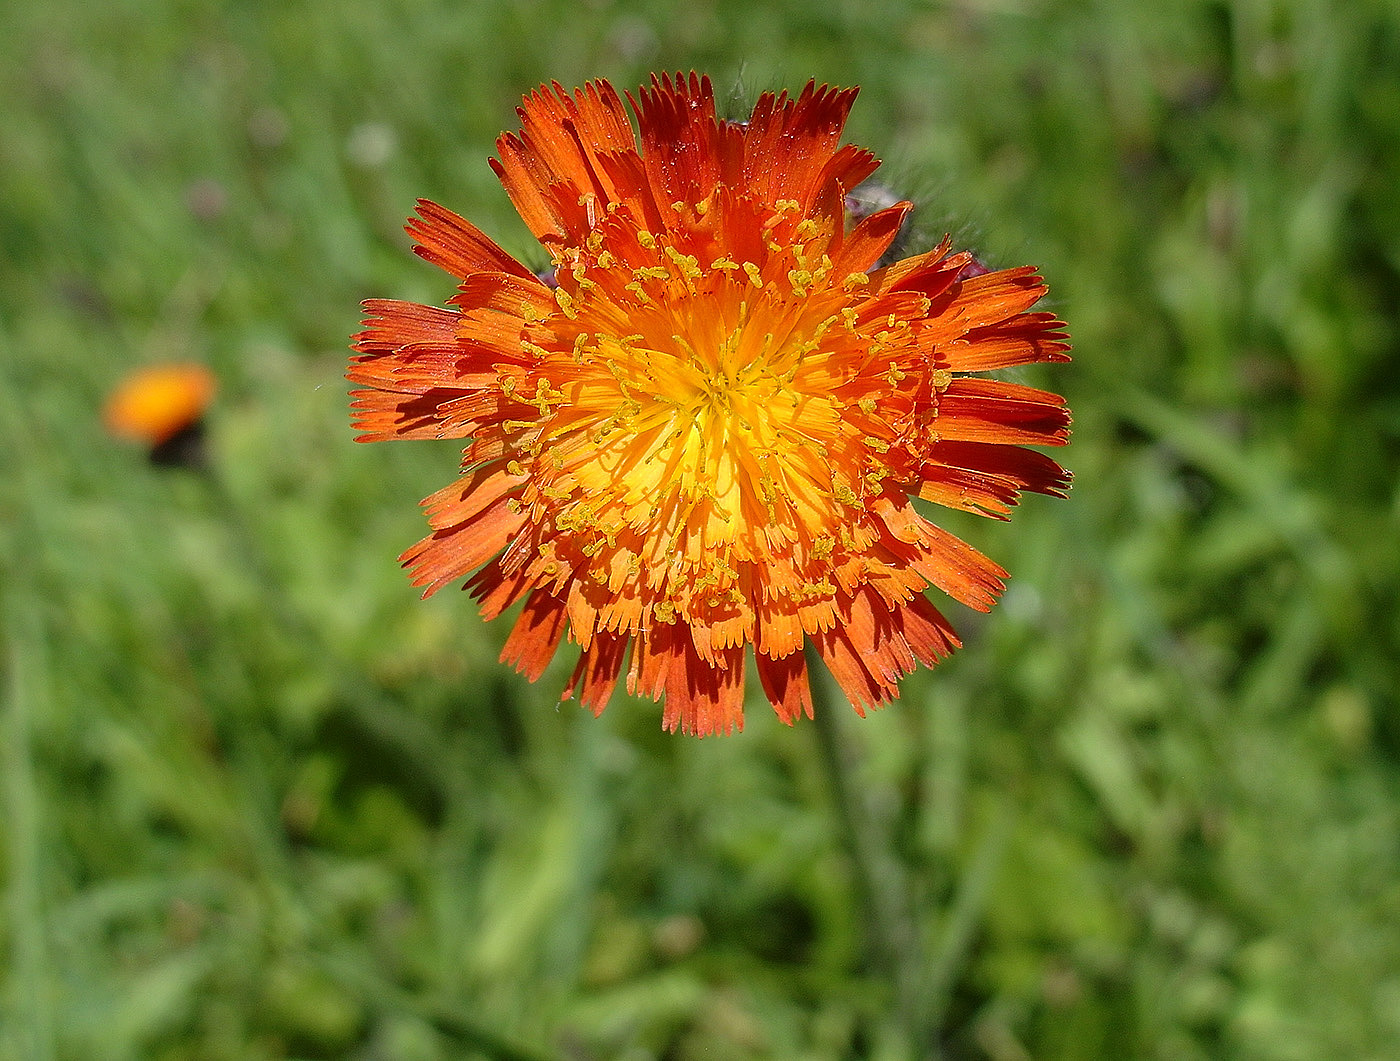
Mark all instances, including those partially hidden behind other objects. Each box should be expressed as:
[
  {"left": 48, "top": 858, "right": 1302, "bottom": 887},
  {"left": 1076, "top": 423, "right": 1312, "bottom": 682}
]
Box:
[
  {"left": 104, "top": 362, "right": 215, "bottom": 449},
  {"left": 350, "top": 74, "right": 1071, "bottom": 735}
]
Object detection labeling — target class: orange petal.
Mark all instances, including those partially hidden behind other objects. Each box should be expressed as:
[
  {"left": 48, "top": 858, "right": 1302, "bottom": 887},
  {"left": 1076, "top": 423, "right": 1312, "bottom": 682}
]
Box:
[
  {"left": 562, "top": 630, "right": 630, "bottom": 715},
  {"left": 905, "top": 522, "right": 1007, "bottom": 613},
  {"left": 830, "top": 202, "right": 912, "bottom": 277},
  {"left": 349, "top": 299, "right": 504, "bottom": 441},
  {"left": 421, "top": 463, "right": 526, "bottom": 532},
  {"left": 900, "top": 592, "right": 962, "bottom": 668},
  {"left": 814, "top": 143, "right": 880, "bottom": 203},
  {"left": 812, "top": 588, "right": 960, "bottom": 714},
  {"left": 407, "top": 199, "right": 536, "bottom": 280},
  {"left": 743, "top": 81, "right": 860, "bottom": 210},
  {"left": 400, "top": 500, "right": 525, "bottom": 597},
  {"left": 629, "top": 71, "right": 726, "bottom": 210},
  {"left": 502, "top": 589, "right": 569, "bottom": 681},
  {"left": 942, "top": 312, "right": 1071, "bottom": 372},
  {"left": 917, "top": 441, "right": 1072, "bottom": 517},
  {"left": 920, "top": 266, "right": 1048, "bottom": 343},
  {"left": 933, "top": 379, "right": 1072, "bottom": 447},
  {"left": 352, "top": 299, "right": 460, "bottom": 354},
  {"left": 450, "top": 271, "right": 554, "bottom": 320},
  {"left": 811, "top": 622, "right": 889, "bottom": 716},
  {"left": 755, "top": 649, "right": 813, "bottom": 725},
  {"left": 490, "top": 79, "right": 640, "bottom": 244},
  {"left": 661, "top": 641, "right": 745, "bottom": 737},
  {"left": 756, "top": 596, "right": 806, "bottom": 658},
  {"left": 465, "top": 556, "right": 534, "bottom": 619}
]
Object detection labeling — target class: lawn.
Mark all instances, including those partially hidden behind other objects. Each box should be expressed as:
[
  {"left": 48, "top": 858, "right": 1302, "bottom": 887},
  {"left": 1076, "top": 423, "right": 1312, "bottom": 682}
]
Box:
[{"left": 3, "top": 0, "right": 1400, "bottom": 1058}]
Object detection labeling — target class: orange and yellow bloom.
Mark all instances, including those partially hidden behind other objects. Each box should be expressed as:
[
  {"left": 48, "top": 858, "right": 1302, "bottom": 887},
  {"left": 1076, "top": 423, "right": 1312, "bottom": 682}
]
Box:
[
  {"left": 350, "top": 74, "right": 1070, "bottom": 735},
  {"left": 104, "top": 362, "right": 216, "bottom": 460}
]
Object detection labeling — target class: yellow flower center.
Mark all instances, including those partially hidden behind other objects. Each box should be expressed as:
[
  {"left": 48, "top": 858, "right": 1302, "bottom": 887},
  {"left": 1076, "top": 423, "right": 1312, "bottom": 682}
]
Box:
[{"left": 504, "top": 202, "right": 884, "bottom": 629}]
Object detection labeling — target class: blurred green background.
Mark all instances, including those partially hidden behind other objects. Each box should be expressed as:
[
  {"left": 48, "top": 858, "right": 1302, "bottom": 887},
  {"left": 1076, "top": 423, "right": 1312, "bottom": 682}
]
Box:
[{"left": 4, "top": 0, "right": 1400, "bottom": 1058}]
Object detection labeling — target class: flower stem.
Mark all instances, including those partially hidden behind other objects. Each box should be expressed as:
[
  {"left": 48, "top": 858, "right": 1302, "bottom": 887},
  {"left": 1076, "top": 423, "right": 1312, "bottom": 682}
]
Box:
[{"left": 808, "top": 652, "right": 926, "bottom": 1050}]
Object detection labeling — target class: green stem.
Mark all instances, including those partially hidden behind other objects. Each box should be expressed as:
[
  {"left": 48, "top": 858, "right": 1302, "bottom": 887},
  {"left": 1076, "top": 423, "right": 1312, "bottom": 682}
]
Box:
[{"left": 808, "top": 653, "right": 925, "bottom": 1050}]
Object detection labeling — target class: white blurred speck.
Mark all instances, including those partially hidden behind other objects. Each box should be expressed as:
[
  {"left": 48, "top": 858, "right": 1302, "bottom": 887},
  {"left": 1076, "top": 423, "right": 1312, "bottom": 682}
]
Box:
[
  {"left": 347, "top": 122, "right": 396, "bottom": 168},
  {"left": 1000, "top": 581, "right": 1043, "bottom": 624}
]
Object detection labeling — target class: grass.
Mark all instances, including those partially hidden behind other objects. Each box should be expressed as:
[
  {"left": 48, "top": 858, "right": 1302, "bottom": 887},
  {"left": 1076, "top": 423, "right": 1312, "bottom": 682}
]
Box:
[{"left": 3, "top": 0, "right": 1400, "bottom": 1057}]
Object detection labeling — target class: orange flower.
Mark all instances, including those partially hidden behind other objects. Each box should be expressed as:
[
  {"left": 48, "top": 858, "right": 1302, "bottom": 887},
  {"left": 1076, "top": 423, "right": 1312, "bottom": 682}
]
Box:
[
  {"left": 350, "top": 74, "right": 1071, "bottom": 735},
  {"left": 104, "top": 363, "right": 216, "bottom": 448}
]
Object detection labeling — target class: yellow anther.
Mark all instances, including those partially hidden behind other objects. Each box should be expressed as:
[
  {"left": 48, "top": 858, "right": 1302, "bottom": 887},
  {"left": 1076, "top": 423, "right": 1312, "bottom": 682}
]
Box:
[
  {"left": 664, "top": 246, "right": 702, "bottom": 281},
  {"left": 743, "top": 262, "right": 763, "bottom": 288}
]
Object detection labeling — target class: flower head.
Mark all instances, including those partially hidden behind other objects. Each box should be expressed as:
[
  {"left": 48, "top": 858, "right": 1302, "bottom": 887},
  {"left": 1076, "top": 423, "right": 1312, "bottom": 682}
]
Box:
[
  {"left": 351, "top": 74, "right": 1071, "bottom": 735},
  {"left": 104, "top": 362, "right": 216, "bottom": 465}
]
